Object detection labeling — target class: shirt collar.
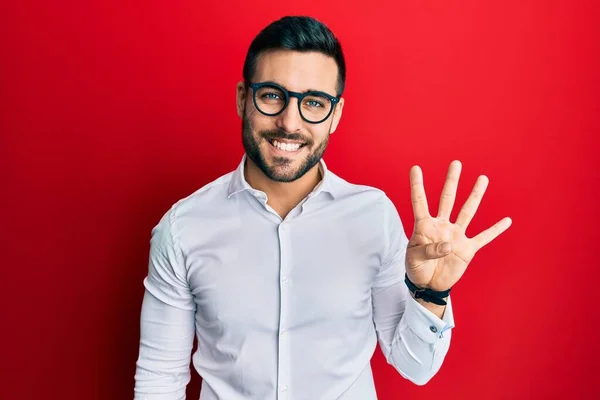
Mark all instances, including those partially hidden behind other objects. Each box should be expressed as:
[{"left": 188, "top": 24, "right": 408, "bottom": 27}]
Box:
[{"left": 227, "top": 153, "right": 336, "bottom": 200}]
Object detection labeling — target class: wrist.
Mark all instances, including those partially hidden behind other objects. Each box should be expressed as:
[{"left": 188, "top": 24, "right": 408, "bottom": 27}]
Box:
[
  {"left": 411, "top": 293, "right": 447, "bottom": 319},
  {"left": 404, "top": 273, "right": 451, "bottom": 306}
]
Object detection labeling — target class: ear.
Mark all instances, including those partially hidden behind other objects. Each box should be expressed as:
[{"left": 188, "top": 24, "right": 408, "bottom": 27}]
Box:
[
  {"left": 236, "top": 81, "right": 246, "bottom": 118},
  {"left": 328, "top": 97, "right": 345, "bottom": 134}
]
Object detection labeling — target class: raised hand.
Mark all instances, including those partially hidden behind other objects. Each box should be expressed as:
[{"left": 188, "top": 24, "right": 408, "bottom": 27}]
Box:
[{"left": 405, "top": 160, "right": 512, "bottom": 292}]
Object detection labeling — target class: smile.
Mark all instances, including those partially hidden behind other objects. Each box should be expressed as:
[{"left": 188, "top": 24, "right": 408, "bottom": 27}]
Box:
[{"left": 268, "top": 139, "right": 306, "bottom": 152}]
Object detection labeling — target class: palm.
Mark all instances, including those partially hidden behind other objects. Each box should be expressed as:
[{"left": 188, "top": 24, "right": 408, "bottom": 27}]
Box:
[{"left": 405, "top": 161, "right": 512, "bottom": 292}]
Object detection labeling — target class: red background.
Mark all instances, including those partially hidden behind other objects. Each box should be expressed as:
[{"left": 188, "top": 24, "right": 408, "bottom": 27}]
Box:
[{"left": 2, "top": 1, "right": 598, "bottom": 399}]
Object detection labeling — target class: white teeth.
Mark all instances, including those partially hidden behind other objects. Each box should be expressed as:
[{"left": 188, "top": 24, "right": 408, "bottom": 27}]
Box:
[{"left": 272, "top": 140, "right": 301, "bottom": 152}]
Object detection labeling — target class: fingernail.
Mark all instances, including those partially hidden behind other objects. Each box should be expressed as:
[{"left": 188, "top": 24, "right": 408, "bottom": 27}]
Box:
[{"left": 440, "top": 242, "right": 451, "bottom": 253}]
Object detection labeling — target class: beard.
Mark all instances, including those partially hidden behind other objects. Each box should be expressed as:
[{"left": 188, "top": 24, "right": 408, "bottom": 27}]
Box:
[{"left": 241, "top": 113, "right": 329, "bottom": 183}]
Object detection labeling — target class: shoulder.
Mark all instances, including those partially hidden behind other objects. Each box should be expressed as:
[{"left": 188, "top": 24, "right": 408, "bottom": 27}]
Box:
[
  {"left": 327, "top": 170, "right": 405, "bottom": 237},
  {"left": 152, "top": 169, "right": 236, "bottom": 236},
  {"left": 328, "top": 169, "right": 396, "bottom": 211},
  {"left": 175, "top": 170, "right": 234, "bottom": 215}
]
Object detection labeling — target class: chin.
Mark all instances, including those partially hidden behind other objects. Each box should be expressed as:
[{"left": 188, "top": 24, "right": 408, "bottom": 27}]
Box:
[{"left": 261, "top": 160, "right": 306, "bottom": 183}]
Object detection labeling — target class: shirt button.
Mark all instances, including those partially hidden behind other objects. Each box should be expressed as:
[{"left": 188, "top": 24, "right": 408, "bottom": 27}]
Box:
[
  {"left": 280, "top": 385, "right": 288, "bottom": 392},
  {"left": 430, "top": 325, "right": 438, "bottom": 333},
  {"left": 280, "top": 330, "right": 286, "bottom": 337},
  {"left": 281, "top": 277, "right": 289, "bottom": 284}
]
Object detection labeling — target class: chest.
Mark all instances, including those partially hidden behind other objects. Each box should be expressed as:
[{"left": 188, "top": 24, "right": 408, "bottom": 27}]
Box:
[{"left": 183, "top": 217, "right": 382, "bottom": 332}]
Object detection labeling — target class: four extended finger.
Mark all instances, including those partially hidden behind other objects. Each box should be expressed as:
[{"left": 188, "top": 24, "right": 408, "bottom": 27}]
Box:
[
  {"left": 456, "top": 175, "right": 489, "bottom": 229},
  {"left": 473, "top": 217, "right": 512, "bottom": 249},
  {"left": 437, "top": 160, "right": 462, "bottom": 220},
  {"left": 410, "top": 165, "right": 430, "bottom": 221}
]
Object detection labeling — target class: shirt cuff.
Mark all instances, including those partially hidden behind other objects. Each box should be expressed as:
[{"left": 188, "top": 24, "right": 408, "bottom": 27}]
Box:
[{"left": 404, "top": 294, "right": 455, "bottom": 343}]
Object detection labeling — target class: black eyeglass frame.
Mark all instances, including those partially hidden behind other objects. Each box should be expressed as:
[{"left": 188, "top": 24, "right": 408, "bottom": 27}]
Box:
[{"left": 248, "top": 81, "right": 342, "bottom": 124}]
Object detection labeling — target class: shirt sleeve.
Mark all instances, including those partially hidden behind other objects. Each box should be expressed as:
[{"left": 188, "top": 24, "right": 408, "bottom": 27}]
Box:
[
  {"left": 134, "top": 208, "right": 196, "bottom": 399},
  {"left": 371, "top": 195, "right": 455, "bottom": 385}
]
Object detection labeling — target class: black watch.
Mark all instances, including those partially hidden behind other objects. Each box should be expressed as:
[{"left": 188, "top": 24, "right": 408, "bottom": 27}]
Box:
[{"left": 404, "top": 273, "right": 451, "bottom": 306}]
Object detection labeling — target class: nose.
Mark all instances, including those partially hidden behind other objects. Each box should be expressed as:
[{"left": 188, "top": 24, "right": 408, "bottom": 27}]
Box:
[{"left": 276, "top": 97, "right": 303, "bottom": 133}]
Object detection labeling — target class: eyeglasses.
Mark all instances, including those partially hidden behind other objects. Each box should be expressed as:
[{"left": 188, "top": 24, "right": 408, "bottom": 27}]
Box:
[{"left": 248, "top": 81, "right": 341, "bottom": 124}]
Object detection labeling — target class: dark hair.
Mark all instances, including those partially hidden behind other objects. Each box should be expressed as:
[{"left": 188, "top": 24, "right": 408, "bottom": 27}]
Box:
[{"left": 242, "top": 16, "right": 346, "bottom": 95}]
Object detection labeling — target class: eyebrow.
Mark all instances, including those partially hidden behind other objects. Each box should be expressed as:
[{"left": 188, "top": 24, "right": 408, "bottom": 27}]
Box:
[{"left": 266, "top": 81, "right": 333, "bottom": 95}]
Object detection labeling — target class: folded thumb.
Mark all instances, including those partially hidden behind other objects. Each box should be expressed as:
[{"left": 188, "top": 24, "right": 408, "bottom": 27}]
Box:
[{"left": 425, "top": 242, "right": 452, "bottom": 259}]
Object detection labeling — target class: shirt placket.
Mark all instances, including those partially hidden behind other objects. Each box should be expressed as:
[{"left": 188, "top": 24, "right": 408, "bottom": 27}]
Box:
[{"left": 277, "top": 220, "right": 292, "bottom": 399}]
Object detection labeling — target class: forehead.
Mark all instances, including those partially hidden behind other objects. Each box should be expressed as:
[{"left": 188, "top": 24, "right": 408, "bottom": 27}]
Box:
[{"left": 253, "top": 50, "right": 338, "bottom": 94}]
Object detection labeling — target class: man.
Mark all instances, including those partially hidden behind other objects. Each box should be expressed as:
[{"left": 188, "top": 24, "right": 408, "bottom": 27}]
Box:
[{"left": 133, "top": 15, "right": 511, "bottom": 400}]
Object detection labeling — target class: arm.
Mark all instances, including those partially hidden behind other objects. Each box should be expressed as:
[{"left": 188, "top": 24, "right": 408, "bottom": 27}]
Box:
[
  {"left": 371, "top": 197, "right": 455, "bottom": 386},
  {"left": 411, "top": 291, "right": 447, "bottom": 319},
  {"left": 374, "top": 160, "right": 512, "bottom": 386},
  {"left": 134, "top": 209, "right": 196, "bottom": 399},
  {"left": 372, "top": 281, "right": 454, "bottom": 386}
]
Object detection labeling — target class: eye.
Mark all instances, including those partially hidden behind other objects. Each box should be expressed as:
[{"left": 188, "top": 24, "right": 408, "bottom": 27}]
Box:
[
  {"left": 262, "top": 92, "right": 281, "bottom": 100},
  {"left": 306, "top": 100, "right": 324, "bottom": 108},
  {"left": 303, "top": 95, "right": 328, "bottom": 109},
  {"left": 256, "top": 86, "right": 286, "bottom": 102}
]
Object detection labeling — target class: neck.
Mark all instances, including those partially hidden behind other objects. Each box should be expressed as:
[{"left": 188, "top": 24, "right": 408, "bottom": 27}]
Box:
[{"left": 244, "top": 157, "right": 322, "bottom": 216}]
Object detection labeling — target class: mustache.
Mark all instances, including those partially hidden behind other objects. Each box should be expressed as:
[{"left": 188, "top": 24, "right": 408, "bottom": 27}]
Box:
[{"left": 260, "top": 129, "right": 311, "bottom": 144}]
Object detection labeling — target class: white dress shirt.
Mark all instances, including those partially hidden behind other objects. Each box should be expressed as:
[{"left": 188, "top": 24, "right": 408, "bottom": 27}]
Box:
[{"left": 134, "top": 154, "right": 455, "bottom": 400}]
